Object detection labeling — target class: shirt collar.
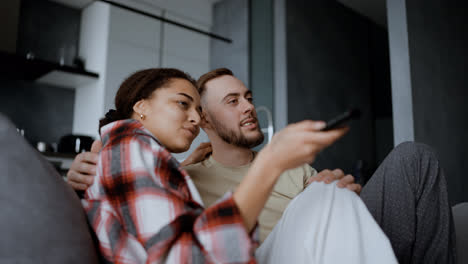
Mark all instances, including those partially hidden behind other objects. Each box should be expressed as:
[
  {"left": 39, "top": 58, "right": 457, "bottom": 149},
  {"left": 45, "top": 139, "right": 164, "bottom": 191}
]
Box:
[{"left": 100, "top": 119, "right": 160, "bottom": 146}]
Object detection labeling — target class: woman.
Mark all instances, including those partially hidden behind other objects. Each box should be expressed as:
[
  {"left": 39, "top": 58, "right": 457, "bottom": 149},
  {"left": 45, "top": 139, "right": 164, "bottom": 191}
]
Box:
[{"left": 83, "top": 68, "right": 346, "bottom": 263}]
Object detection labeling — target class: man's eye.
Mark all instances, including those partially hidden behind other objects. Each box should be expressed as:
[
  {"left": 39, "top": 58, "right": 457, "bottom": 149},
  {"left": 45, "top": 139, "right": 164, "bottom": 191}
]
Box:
[
  {"left": 228, "top": 99, "right": 238, "bottom": 104},
  {"left": 247, "top": 97, "right": 253, "bottom": 102}
]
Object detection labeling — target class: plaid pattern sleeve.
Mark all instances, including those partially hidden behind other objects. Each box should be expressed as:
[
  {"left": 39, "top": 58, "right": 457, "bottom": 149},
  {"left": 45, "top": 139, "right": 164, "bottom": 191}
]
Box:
[{"left": 83, "top": 120, "right": 258, "bottom": 264}]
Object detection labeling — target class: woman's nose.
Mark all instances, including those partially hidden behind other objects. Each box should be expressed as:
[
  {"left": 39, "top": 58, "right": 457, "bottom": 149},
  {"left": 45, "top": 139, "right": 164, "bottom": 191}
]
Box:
[{"left": 189, "top": 109, "right": 201, "bottom": 124}]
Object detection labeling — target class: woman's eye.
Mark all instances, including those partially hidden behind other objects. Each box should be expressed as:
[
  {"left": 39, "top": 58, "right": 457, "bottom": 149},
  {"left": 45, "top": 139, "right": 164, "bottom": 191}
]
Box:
[
  {"left": 228, "top": 99, "right": 238, "bottom": 104},
  {"left": 177, "top": 101, "right": 189, "bottom": 108},
  {"left": 247, "top": 97, "right": 253, "bottom": 102}
]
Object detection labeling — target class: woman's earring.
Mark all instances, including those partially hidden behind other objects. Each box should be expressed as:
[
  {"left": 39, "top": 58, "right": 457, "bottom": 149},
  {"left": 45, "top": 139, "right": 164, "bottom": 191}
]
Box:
[{"left": 140, "top": 114, "right": 146, "bottom": 120}]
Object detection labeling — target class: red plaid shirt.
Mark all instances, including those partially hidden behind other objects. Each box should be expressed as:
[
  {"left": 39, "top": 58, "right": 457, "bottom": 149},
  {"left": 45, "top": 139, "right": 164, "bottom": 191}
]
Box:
[{"left": 83, "top": 119, "right": 258, "bottom": 263}]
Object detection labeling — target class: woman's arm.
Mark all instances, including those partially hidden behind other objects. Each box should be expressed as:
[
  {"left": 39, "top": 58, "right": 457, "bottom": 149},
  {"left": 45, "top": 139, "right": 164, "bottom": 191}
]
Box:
[
  {"left": 233, "top": 120, "right": 349, "bottom": 231},
  {"left": 87, "top": 134, "right": 257, "bottom": 263},
  {"left": 86, "top": 120, "right": 347, "bottom": 263}
]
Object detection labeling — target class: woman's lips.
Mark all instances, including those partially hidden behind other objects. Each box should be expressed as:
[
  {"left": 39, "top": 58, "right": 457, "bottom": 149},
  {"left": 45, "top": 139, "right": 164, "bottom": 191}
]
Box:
[{"left": 183, "top": 127, "right": 198, "bottom": 138}]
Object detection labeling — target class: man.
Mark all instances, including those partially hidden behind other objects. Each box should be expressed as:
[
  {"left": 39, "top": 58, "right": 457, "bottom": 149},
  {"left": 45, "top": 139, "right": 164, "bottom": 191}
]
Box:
[
  {"left": 68, "top": 68, "right": 455, "bottom": 263},
  {"left": 185, "top": 68, "right": 361, "bottom": 241}
]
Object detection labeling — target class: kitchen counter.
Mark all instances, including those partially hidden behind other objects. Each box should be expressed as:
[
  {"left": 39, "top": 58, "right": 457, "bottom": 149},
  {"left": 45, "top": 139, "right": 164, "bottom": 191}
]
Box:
[{"left": 41, "top": 151, "right": 76, "bottom": 177}]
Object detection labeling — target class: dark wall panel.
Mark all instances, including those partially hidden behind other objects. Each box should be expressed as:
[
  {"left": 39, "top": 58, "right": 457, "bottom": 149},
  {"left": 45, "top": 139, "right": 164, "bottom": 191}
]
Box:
[
  {"left": 0, "top": 0, "right": 81, "bottom": 147},
  {"left": 368, "top": 23, "right": 393, "bottom": 164},
  {"left": 286, "top": 0, "right": 376, "bottom": 175},
  {"left": 0, "top": 80, "right": 75, "bottom": 145},
  {"left": 16, "top": 0, "right": 80, "bottom": 66},
  {"left": 407, "top": 0, "right": 468, "bottom": 204}
]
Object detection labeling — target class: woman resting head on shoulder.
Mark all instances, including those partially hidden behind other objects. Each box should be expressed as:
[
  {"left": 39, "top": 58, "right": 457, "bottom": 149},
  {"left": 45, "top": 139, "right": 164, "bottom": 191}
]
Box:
[
  {"left": 85, "top": 68, "right": 258, "bottom": 264},
  {"left": 98, "top": 68, "right": 201, "bottom": 153},
  {"left": 84, "top": 68, "right": 348, "bottom": 263}
]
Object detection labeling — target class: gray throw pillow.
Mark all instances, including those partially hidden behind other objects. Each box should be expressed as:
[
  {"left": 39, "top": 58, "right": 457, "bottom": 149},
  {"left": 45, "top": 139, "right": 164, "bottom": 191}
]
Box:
[{"left": 0, "top": 113, "right": 100, "bottom": 263}]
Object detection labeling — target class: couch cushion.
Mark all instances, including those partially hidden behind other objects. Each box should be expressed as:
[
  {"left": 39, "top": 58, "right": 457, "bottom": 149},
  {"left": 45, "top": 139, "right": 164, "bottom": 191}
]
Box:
[
  {"left": 0, "top": 113, "right": 100, "bottom": 263},
  {"left": 453, "top": 202, "right": 468, "bottom": 264}
]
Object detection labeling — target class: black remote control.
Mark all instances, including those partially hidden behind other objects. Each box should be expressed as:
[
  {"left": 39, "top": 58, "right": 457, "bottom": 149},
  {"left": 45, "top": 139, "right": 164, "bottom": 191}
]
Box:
[{"left": 321, "top": 108, "right": 361, "bottom": 131}]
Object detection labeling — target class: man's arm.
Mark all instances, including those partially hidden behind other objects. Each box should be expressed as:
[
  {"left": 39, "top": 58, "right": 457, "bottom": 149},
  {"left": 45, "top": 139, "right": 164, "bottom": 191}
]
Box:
[
  {"left": 66, "top": 140, "right": 101, "bottom": 190},
  {"left": 180, "top": 142, "right": 212, "bottom": 166},
  {"left": 67, "top": 141, "right": 212, "bottom": 191}
]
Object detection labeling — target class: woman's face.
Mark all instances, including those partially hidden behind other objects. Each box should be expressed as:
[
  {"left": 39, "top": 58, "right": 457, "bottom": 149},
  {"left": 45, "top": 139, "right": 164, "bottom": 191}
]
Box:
[{"left": 135, "top": 78, "right": 201, "bottom": 153}]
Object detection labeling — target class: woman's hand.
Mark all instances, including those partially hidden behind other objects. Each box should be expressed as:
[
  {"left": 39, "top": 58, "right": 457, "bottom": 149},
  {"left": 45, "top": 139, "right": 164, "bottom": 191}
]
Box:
[
  {"left": 258, "top": 120, "right": 349, "bottom": 173},
  {"left": 234, "top": 120, "right": 349, "bottom": 231},
  {"left": 180, "top": 142, "right": 212, "bottom": 167}
]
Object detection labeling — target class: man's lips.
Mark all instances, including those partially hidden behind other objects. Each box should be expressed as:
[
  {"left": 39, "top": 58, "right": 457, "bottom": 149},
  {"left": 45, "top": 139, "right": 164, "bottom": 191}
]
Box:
[{"left": 240, "top": 117, "right": 257, "bottom": 127}]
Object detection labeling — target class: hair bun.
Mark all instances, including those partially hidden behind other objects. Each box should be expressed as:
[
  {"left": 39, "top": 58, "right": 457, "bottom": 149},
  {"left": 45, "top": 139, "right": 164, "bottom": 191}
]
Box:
[
  {"left": 99, "top": 109, "right": 121, "bottom": 132},
  {"left": 105, "top": 109, "right": 118, "bottom": 119}
]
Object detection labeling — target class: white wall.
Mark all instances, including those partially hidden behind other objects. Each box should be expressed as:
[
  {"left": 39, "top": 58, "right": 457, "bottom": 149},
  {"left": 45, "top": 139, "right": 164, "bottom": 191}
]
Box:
[
  {"left": 105, "top": 6, "right": 162, "bottom": 112},
  {"left": 75, "top": 0, "right": 212, "bottom": 160},
  {"left": 274, "top": 0, "right": 288, "bottom": 131},
  {"left": 162, "top": 12, "right": 211, "bottom": 78},
  {"left": 73, "top": 2, "right": 110, "bottom": 137},
  {"left": 386, "top": 0, "right": 415, "bottom": 144},
  {"left": 130, "top": 0, "right": 214, "bottom": 26}
]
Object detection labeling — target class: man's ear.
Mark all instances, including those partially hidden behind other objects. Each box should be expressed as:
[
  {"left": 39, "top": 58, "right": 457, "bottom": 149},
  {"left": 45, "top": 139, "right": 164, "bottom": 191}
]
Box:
[{"left": 199, "top": 111, "right": 212, "bottom": 130}]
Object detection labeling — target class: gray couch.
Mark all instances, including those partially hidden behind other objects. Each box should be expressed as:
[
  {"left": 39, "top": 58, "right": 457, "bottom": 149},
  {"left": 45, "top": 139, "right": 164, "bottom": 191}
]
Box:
[
  {"left": 0, "top": 113, "right": 100, "bottom": 263},
  {"left": 453, "top": 202, "right": 468, "bottom": 264},
  {"left": 1, "top": 113, "right": 466, "bottom": 263}
]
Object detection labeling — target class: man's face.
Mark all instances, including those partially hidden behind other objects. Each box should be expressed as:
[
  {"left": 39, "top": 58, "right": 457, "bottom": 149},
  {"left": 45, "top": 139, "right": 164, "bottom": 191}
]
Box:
[{"left": 202, "top": 75, "right": 264, "bottom": 148}]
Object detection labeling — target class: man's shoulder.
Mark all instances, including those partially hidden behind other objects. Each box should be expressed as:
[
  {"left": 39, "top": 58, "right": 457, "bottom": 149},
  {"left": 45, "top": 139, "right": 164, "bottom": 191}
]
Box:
[
  {"left": 281, "top": 164, "right": 316, "bottom": 180},
  {"left": 183, "top": 158, "right": 216, "bottom": 177},
  {"left": 183, "top": 160, "right": 208, "bottom": 172},
  {"left": 273, "top": 164, "right": 316, "bottom": 198}
]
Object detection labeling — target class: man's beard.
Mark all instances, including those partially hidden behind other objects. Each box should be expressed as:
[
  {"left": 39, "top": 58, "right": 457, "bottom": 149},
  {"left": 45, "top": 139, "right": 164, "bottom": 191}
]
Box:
[{"left": 209, "top": 114, "right": 264, "bottom": 148}]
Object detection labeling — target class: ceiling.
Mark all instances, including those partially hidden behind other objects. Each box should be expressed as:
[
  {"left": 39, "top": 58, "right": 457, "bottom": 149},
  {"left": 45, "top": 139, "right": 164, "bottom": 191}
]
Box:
[{"left": 336, "top": 0, "right": 387, "bottom": 27}]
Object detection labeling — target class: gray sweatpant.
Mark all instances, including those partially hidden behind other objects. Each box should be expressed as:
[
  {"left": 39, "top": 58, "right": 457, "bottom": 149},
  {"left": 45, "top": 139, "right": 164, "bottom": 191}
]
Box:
[{"left": 361, "top": 142, "right": 457, "bottom": 264}]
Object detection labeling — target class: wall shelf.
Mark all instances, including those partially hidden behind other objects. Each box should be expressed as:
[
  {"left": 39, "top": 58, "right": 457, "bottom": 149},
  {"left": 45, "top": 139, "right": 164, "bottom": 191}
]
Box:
[{"left": 0, "top": 51, "right": 99, "bottom": 88}]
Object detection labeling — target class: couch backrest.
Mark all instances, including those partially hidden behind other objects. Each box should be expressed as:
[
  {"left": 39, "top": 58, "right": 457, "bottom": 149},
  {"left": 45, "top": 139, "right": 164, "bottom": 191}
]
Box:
[
  {"left": 453, "top": 202, "right": 468, "bottom": 264},
  {"left": 0, "top": 113, "right": 101, "bottom": 263}
]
